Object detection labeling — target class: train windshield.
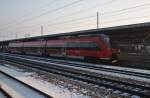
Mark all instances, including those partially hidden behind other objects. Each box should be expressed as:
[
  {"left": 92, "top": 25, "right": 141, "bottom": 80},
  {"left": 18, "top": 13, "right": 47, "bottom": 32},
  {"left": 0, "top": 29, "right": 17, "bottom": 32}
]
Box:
[{"left": 100, "top": 34, "right": 111, "bottom": 48}]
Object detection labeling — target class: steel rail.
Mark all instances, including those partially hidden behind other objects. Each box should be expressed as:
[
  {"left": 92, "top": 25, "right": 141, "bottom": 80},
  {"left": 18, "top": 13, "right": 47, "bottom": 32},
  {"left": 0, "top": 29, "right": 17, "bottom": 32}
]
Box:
[
  {"left": 0, "top": 70, "right": 53, "bottom": 98},
  {"left": 1, "top": 54, "right": 150, "bottom": 97},
  {"left": 0, "top": 87, "right": 12, "bottom": 98},
  {"left": 2, "top": 53, "right": 150, "bottom": 79}
]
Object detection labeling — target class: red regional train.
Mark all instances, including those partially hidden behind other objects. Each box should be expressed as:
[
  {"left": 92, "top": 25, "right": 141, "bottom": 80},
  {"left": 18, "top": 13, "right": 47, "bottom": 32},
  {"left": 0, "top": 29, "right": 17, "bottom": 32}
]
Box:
[{"left": 7, "top": 34, "right": 118, "bottom": 63}]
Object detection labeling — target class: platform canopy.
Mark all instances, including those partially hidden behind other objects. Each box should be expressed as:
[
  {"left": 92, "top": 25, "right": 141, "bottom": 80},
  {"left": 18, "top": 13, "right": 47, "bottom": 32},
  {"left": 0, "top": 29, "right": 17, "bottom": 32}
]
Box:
[{"left": 1, "top": 22, "right": 150, "bottom": 43}]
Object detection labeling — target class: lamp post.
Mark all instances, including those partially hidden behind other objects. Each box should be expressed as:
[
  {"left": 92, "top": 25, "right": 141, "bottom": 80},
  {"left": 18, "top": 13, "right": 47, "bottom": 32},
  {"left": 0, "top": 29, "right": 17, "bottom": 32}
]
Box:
[{"left": 97, "top": 12, "right": 99, "bottom": 29}]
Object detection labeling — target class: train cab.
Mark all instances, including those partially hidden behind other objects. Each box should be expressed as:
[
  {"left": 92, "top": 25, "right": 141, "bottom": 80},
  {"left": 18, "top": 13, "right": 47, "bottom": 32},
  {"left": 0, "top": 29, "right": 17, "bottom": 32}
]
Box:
[{"left": 46, "top": 34, "right": 116, "bottom": 63}]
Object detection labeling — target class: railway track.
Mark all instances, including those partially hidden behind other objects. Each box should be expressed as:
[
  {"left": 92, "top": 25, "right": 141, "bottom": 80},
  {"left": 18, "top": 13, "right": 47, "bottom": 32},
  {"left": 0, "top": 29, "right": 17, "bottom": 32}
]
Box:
[
  {"left": 0, "top": 87, "right": 12, "bottom": 98},
  {"left": 2, "top": 53, "right": 150, "bottom": 79},
  {"left": 0, "top": 53, "right": 150, "bottom": 97},
  {"left": 0, "top": 70, "right": 53, "bottom": 98}
]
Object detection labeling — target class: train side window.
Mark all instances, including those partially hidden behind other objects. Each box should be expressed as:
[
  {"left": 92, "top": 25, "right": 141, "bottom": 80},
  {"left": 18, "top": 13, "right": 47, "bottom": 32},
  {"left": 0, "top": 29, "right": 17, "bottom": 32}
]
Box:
[
  {"left": 66, "top": 42, "right": 100, "bottom": 50},
  {"left": 47, "top": 44, "right": 65, "bottom": 48}
]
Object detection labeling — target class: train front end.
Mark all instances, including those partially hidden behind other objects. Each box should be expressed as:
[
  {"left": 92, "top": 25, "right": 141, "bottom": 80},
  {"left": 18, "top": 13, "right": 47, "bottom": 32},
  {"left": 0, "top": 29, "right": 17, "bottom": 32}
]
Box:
[{"left": 99, "top": 34, "right": 119, "bottom": 63}]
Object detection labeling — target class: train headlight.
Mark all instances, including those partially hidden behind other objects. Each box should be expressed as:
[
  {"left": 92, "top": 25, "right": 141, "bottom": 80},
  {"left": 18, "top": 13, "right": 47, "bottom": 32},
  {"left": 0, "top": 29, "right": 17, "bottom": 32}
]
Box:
[{"left": 112, "top": 60, "right": 118, "bottom": 63}]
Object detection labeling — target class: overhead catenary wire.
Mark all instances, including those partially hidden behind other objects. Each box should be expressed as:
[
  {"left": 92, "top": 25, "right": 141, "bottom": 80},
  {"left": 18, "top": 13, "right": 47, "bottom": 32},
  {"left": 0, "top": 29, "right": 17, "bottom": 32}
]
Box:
[
  {"left": 33, "top": 1, "right": 150, "bottom": 27},
  {"left": 16, "top": 2, "right": 150, "bottom": 31},
  {"left": 101, "top": 2, "right": 150, "bottom": 16},
  {"left": 34, "top": 0, "right": 118, "bottom": 26},
  {"left": 12, "top": 0, "right": 85, "bottom": 25},
  {"left": 13, "top": 0, "right": 117, "bottom": 28},
  {"left": 46, "top": 14, "right": 150, "bottom": 33},
  {"left": 0, "top": 0, "right": 125, "bottom": 33},
  {"left": 16, "top": 15, "right": 96, "bottom": 32},
  {"left": 47, "top": 15, "right": 96, "bottom": 26},
  {"left": 101, "top": 14, "right": 150, "bottom": 24},
  {"left": 0, "top": 0, "right": 84, "bottom": 31},
  {"left": 1, "top": 1, "right": 150, "bottom": 40},
  {"left": 18, "top": 5, "right": 150, "bottom": 31},
  {"left": 13, "top": 8, "right": 149, "bottom": 36},
  {"left": 0, "top": 0, "right": 57, "bottom": 28},
  {"left": 0, "top": 0, "right": 118, "bottom": 31},
  {"left": 1, "top": 1, "right": 150, "bottom": 30},
  {"left": 46, "top": 3, "right": 150, "bottom": 28},
  {"left": 47, "top": 2, "right": 150, "bottom": 25},
  {"left": 47, "top": 22, "right": 96, "bottom": 33}
]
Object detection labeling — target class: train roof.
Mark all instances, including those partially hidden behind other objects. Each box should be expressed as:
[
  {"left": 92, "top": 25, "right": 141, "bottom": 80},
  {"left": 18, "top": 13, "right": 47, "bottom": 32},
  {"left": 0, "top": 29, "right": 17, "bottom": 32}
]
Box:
[{"left": 1, "top": 22, "right": 150, "bottom": 43}]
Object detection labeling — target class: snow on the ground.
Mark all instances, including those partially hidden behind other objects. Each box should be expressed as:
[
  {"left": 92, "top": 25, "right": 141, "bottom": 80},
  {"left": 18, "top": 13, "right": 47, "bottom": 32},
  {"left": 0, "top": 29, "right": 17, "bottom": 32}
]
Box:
[{"left": 0, "top": 64, "right": 90, "bottom": 98}]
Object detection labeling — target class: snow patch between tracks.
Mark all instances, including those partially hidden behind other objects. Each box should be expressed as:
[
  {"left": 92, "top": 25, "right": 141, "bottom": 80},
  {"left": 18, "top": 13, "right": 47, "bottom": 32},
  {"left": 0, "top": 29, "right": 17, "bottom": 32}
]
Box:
[{"left": 0, "top": 64, "right": 90, "bottom": 98}]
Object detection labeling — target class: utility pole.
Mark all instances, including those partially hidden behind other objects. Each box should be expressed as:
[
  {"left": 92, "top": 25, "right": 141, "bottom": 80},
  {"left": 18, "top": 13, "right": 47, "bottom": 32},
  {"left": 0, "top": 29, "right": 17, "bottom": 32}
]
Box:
[
  {"left": 41, "top": 25, "right": 43, "bottom": 36},
  {"left": 15, "top": 32, "right": 18, "bottom": 39},
  {"left": 97, "top": 12, "right": 99, "bottom": 29},
  {"left": 2, "top": 33, "right": 5, "bottom": 65}
]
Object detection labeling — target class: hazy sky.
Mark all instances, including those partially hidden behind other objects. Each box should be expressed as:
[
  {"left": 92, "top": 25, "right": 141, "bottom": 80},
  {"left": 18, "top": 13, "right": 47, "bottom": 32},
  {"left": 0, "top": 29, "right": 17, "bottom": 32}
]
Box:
[{"left": 0, "top": 0, "right": 150, "bottom": 40}]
